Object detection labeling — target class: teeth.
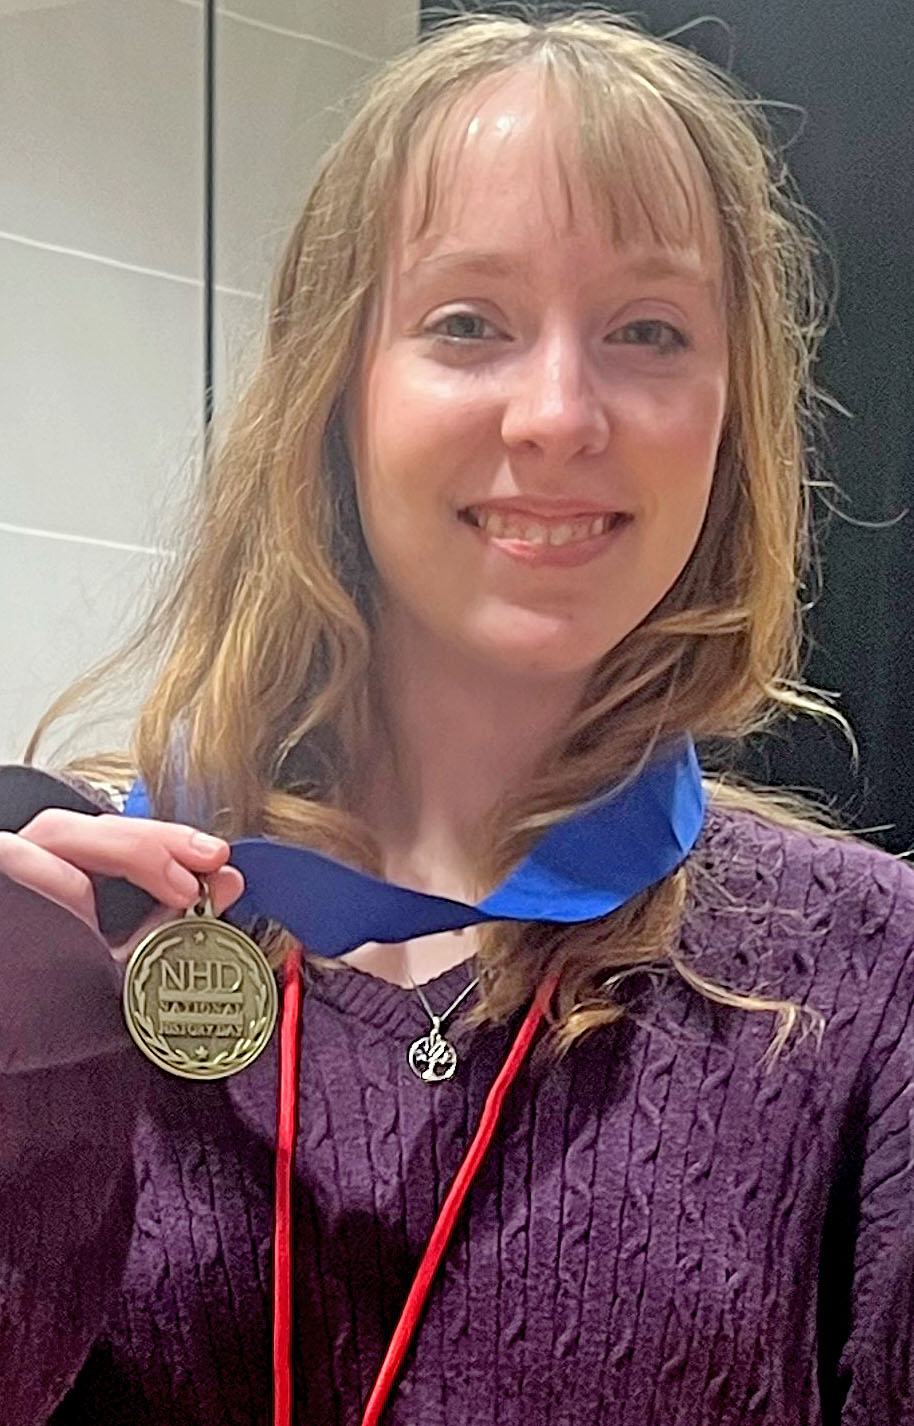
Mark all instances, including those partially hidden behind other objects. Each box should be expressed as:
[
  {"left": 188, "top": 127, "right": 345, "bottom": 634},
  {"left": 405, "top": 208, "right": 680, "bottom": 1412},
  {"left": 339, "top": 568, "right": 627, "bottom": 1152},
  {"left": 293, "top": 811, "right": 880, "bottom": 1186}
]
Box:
[{"left": 468, "top": 508, "right": 616, "bottom": 545}]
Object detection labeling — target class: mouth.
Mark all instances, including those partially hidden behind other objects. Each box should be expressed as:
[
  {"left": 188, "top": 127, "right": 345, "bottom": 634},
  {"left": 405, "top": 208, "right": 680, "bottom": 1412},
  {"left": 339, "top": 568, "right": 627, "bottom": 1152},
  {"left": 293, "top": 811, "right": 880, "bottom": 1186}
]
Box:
[{"left": 458, "top": 505, "right": 630, "bottom": 548}]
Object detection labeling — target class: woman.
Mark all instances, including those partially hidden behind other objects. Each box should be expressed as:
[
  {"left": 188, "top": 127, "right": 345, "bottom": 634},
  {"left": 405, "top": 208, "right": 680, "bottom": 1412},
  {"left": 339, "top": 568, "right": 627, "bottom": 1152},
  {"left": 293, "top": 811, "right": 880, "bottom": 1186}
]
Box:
[{"left": 1, "top": 9, "right": 912, "bottom": 1424}]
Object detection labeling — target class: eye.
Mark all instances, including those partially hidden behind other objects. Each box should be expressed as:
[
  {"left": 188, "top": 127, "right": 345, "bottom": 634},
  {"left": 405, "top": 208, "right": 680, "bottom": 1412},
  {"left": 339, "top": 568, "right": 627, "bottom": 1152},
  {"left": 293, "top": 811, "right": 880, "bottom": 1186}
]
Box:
[
  {"left": 608, "top": 320, "right": 689, "bottom": 356},
  {"left": 424, "top": 310, "right": 498, "bottom": 343}
]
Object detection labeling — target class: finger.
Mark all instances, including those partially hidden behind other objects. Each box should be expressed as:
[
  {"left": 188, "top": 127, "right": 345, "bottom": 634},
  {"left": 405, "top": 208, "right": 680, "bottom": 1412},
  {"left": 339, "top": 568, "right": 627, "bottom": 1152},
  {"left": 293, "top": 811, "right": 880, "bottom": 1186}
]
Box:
[
  {"left": 19, "top": 809, "right": 231, "bottom": 910},
  {"left": 0, "top": 830, "right": 100, "bottom": 932},
  {"left": 209, "top": 864, "right": 246, "bottom": 915},
  {"left": 109, "top": 863, "right": 246, "bottom": 962}
]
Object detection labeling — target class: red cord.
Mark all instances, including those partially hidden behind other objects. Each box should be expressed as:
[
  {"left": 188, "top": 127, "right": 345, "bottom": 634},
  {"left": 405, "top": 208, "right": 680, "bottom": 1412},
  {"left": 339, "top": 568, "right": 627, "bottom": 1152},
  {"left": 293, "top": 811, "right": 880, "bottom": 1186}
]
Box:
[
  {"left": 272, "top": 959, "right": 556, "bottom": 1426},
  {"left": 273, "top": 946, "right": 304, "bottom": 1426},
  {"left": 359, "top": 972, "right": 557, "bottom": 1426}
]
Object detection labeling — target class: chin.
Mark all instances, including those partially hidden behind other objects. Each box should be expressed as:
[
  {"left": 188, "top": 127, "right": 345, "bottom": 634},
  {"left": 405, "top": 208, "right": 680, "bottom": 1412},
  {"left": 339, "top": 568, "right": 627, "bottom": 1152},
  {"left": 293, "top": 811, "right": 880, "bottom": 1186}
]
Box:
[{"left": 457, "top": 622, "right": 618, "bottom": 682}]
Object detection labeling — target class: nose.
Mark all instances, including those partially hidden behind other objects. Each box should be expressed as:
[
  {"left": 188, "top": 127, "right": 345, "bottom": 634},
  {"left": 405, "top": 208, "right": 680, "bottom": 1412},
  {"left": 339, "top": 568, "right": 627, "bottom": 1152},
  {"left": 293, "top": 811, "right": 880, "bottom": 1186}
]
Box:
[{"left": 500, "top": 329, "right": 610, "bottom": 460}]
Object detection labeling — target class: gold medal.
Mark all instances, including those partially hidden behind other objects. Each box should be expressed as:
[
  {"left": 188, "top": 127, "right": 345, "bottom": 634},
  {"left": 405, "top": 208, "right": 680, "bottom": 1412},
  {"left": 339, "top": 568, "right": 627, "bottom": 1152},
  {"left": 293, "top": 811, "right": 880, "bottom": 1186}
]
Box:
[{"left": 122, "top": 879, "right": 278, "bottom": 1080}]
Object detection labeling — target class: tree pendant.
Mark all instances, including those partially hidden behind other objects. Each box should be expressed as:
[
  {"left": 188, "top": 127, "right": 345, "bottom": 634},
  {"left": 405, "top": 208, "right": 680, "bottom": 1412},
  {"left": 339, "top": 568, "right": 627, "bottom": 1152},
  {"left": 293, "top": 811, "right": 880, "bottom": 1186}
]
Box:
[{"left": 407, "top": 1020, "right": 458, "bottom": 1083}]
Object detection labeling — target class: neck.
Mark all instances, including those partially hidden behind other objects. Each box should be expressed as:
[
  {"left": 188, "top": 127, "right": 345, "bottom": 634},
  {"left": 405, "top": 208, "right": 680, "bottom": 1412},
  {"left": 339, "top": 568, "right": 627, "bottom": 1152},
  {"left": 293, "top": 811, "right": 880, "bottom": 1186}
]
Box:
[{"left": 355, "top": 613, "right": 588, "bottom": 901}]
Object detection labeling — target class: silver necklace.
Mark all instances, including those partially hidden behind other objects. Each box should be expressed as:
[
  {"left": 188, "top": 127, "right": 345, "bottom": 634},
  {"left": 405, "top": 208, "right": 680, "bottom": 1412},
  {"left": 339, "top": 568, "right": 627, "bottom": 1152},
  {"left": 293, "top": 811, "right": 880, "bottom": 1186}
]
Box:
[{"left": 406, "top": 970, "right": 480, "bottom": 1084}]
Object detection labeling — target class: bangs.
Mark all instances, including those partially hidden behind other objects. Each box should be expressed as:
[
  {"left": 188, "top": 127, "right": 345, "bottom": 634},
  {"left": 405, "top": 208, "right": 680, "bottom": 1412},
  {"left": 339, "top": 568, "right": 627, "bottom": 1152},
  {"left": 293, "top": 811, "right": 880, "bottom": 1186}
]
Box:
[{"left": 403, "top": 59, "right": 721, "bottom": 268}]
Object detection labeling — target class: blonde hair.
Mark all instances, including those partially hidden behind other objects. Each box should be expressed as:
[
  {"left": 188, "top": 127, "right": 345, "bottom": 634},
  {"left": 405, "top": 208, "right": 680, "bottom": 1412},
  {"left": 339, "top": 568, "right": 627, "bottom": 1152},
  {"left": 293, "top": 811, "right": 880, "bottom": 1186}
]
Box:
[{"left": 29, "top": 7, "right": 867, "bottom": 1062}]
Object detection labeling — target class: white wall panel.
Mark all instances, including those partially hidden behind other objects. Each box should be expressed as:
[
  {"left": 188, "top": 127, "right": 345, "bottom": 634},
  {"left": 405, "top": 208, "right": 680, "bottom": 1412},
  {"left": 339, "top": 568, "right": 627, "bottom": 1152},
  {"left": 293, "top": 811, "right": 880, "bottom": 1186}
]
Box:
[
  {"left": 0, "top": 0, "right": 419, "bottom": 763},
  {"left": 214, "top": 0, "right": 417, "bottom": 63},
  {"left": 215, "top": 21, "right": 378, "bottom": 297},
  {"left": 0, "top": 527, "right": 163, "bottom": 764},
  {"left": 0, "top": 0, "right": 202, "bottom": 276},
  {"left": 213, "top": 287, "right": 264, "bottom": 411},
  {"left": 1, "top": 238, "right": 202, "bottom": 546}
]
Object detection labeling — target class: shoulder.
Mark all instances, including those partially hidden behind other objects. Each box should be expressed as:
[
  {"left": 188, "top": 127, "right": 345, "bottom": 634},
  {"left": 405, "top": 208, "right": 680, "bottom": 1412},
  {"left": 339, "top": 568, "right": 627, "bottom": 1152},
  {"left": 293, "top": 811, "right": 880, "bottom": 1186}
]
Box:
[
  {"left": 696, "top": 797, "right": 914, "bottom": 923},
  {"left": 58, "top": 767, "right": 135, "bottom": 814},
  {"left": 0, "top": 760, "right": 137, "bottom": 826},
  {"left": 685, "top": 799, "right": 914, "bottom": 1020}
]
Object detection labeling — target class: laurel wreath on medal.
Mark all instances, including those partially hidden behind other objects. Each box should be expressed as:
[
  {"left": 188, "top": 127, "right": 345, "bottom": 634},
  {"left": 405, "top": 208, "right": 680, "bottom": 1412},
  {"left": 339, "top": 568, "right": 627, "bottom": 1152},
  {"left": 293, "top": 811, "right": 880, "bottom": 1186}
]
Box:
[{"left": 126, "top": 936, "right": 272, "bottom": 1074}]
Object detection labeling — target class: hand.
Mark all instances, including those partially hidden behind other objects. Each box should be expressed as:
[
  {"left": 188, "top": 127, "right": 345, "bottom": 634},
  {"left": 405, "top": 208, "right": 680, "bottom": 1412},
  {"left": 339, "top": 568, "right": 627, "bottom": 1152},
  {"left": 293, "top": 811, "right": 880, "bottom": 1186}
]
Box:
[{"left": 0, "top": 809, "right": 245, "bottom": 960}]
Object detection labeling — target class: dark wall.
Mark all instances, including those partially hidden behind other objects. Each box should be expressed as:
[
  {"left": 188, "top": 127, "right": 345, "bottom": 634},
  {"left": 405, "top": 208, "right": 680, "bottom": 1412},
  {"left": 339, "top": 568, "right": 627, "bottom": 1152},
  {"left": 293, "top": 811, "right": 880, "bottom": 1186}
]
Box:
[{"left": 420, "top": 0, "right": 914, "bottom": 853}]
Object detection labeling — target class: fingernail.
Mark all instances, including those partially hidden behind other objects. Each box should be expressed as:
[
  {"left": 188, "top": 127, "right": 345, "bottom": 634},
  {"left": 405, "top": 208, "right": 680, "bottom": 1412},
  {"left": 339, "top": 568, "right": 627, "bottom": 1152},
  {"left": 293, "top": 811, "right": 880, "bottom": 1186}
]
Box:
[{"left": 190, "top": 831, "right": 224, "bottom": 855}]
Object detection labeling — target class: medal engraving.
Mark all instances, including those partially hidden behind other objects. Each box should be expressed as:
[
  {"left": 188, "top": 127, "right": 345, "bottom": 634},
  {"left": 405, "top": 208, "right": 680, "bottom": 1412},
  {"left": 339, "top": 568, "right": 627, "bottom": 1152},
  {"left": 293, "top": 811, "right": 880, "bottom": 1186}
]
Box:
[
  {"left": 123, "top": 889, "right": 278, "bottom": 1080},
  {"left": 407, "top": 1023, "right": 458, "bottom": 1083}
]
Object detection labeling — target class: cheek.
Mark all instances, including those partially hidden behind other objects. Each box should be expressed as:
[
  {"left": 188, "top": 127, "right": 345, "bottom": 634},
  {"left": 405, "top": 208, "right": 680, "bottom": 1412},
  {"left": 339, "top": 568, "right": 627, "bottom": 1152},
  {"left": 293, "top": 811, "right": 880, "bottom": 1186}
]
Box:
[
  {"left": 371, "top": 349, "right": 496, "bottom": 458},
  {"left": 625, "top": 379, "right": 724, "bottom": 504},
  {"left": 350, "top": 366, "right": 415, "bottom": 539},
  {"left": 350, "top": 417, "right": 440, "bottom": 581},
  {"left": 633, "top": 371, "right": 724, "bottom": 444},
  {"left": 354, "top": 362, "right": 488, "bottom": 535}
]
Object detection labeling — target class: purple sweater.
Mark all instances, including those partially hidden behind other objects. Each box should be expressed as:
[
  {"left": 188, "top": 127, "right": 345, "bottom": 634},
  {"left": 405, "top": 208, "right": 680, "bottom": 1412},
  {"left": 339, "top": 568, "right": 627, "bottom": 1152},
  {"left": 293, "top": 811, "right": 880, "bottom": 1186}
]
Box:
[{"left": 1, "top": 796, "right": 913, "bottom": 1425}]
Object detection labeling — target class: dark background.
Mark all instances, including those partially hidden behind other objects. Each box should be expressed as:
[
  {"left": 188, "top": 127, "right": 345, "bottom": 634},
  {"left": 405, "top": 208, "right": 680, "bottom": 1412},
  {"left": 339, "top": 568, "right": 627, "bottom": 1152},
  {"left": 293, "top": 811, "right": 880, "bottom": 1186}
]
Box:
[{"left": 416, "top": 0, "right": 914, "bottom": 853}]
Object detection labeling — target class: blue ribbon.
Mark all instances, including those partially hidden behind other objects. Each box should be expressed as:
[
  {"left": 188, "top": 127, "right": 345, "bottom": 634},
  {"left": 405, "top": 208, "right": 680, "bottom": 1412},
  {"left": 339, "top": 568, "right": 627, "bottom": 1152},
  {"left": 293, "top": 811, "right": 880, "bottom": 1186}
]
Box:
[{"left": 123, "top": 736, "right": 706, "bottom": 957}]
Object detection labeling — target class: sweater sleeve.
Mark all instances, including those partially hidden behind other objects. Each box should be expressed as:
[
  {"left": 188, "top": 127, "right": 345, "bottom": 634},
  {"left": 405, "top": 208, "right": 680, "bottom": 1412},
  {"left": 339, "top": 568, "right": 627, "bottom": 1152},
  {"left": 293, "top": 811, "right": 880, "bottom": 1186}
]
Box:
[
  {"left": 0, "top": 865, "right": 152, "bottom": 1422},
  {"left": 837, "top": 919, "right": 914, "bottom": 1422}
]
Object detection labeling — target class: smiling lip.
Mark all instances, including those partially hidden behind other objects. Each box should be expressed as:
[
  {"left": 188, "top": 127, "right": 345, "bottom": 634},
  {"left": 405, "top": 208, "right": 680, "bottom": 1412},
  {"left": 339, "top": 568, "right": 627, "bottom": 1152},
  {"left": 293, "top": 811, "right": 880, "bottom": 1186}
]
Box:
[
  {"left": 462, "top": 499, "right": 625, "bottom": 520},
  {"left": 460, "top": 509, "right": 631, "bottom": 568}
]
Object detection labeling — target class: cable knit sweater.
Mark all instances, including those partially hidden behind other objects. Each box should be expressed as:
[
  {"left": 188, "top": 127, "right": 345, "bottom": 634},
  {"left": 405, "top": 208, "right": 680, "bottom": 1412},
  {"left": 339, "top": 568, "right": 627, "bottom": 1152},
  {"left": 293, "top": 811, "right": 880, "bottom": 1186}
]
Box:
[{"left": 1, "top": 791, "right": 913, "bottom": 1425}]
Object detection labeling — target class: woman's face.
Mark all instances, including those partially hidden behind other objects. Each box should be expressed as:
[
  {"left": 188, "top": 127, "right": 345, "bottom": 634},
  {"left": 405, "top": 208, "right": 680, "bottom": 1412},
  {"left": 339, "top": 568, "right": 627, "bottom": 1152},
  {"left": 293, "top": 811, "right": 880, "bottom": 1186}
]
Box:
[{"left": 346, "top": 69, "right": 730, "bottom": 685}]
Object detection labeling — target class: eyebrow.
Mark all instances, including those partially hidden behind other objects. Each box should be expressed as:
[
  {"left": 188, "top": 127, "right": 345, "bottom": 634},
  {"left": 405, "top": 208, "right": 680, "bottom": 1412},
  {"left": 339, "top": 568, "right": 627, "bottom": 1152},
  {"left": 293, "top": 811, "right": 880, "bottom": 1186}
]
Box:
[{"left": 401, "top": 249, "right": 719, "bottom": 297}]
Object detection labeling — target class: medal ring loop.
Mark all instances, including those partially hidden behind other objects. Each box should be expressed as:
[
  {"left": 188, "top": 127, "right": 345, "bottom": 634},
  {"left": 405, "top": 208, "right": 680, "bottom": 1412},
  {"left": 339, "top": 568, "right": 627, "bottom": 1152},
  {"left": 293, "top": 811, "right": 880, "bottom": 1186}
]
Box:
[{"left": 191, "top": 876, "right": 215, "bottom": 919}]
